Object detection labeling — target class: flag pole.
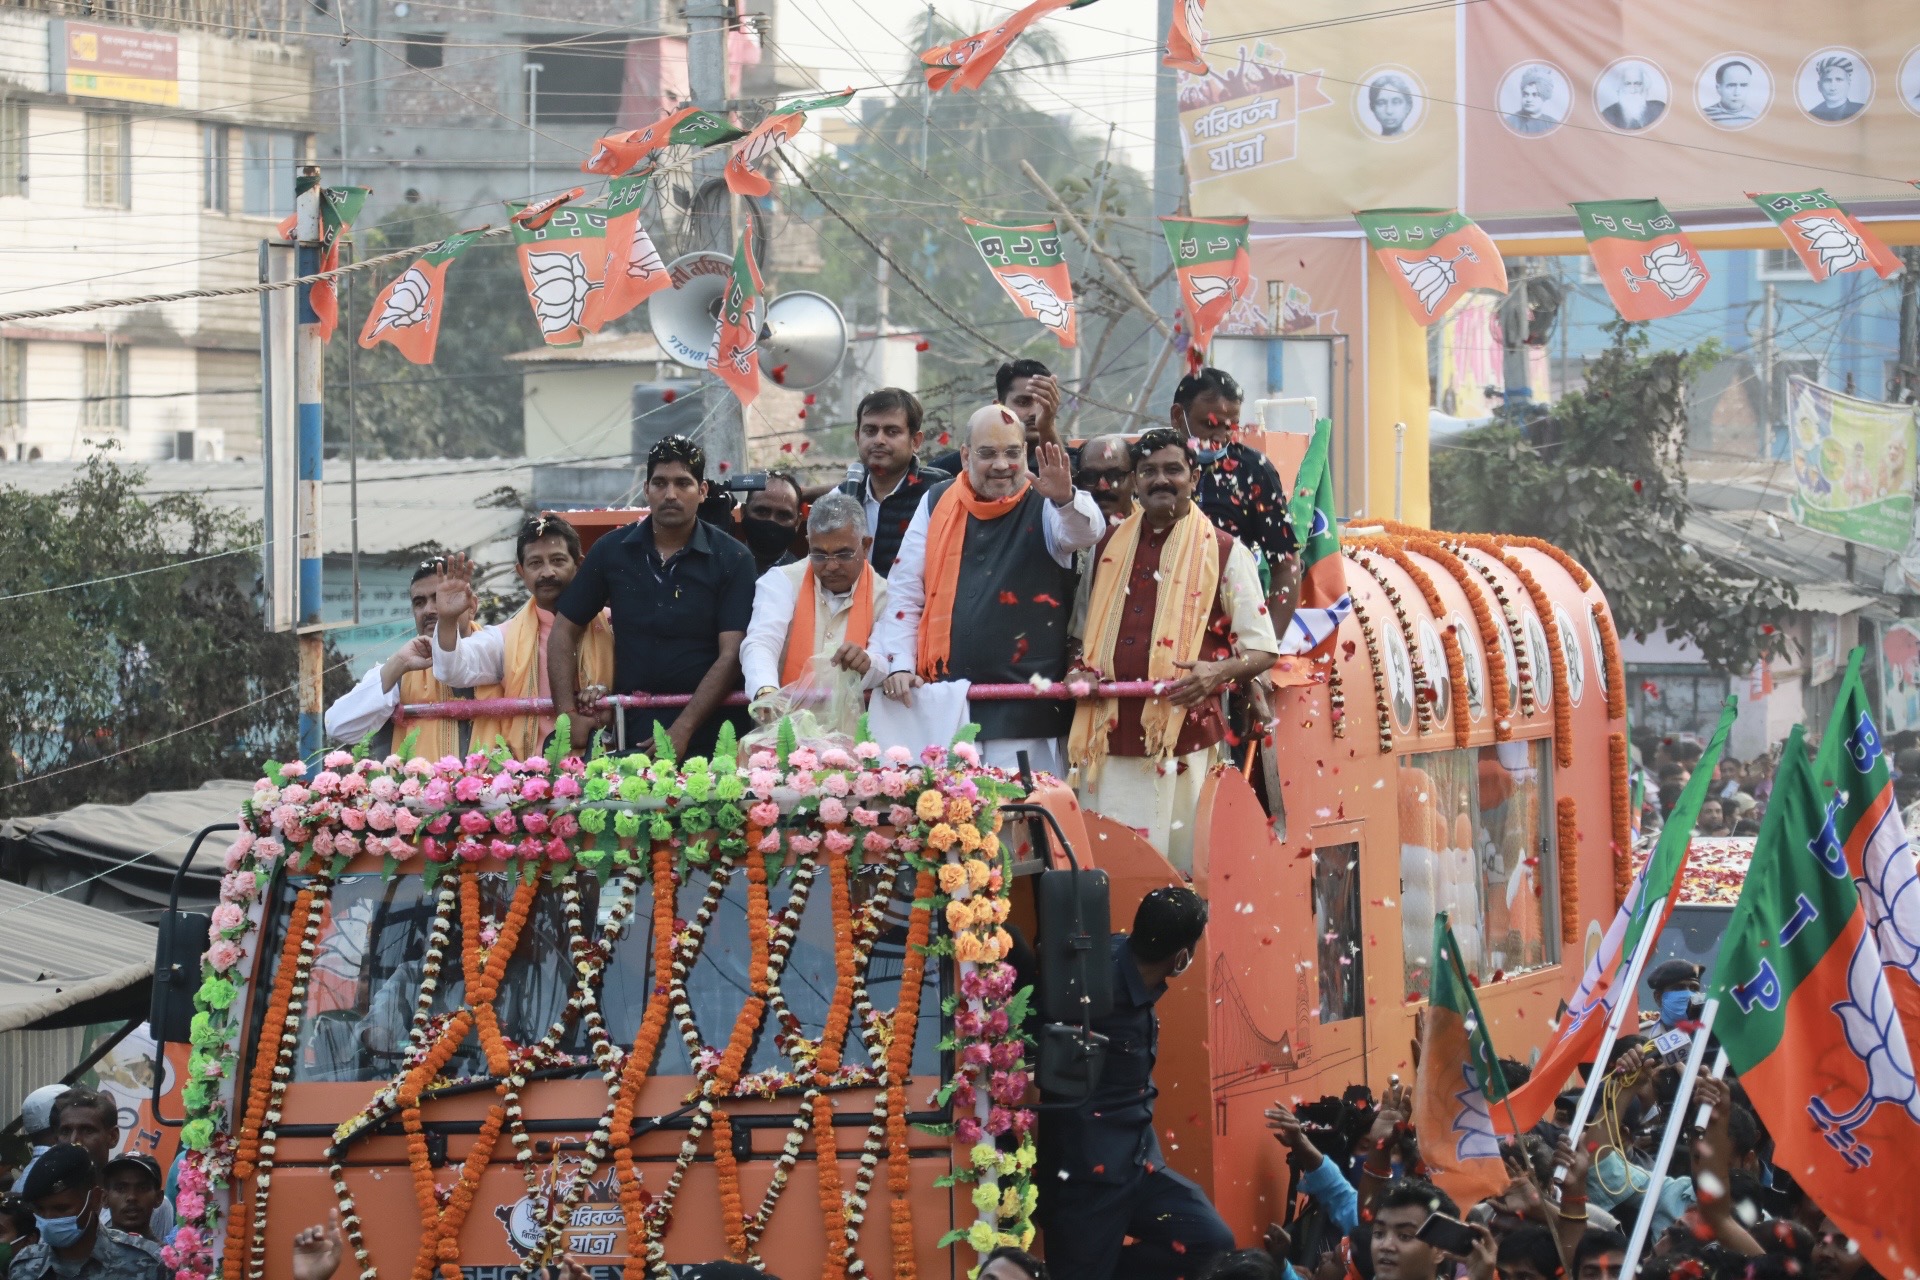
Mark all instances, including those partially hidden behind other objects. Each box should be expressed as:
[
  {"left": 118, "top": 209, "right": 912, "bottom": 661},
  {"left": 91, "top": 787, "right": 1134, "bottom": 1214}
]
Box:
[
  {"left": 1620, "top": 999, "right": 1721, "bottom": 1279},
  {"left": 1693, "top": 1047, "right": 1729, "bottom": 1131},
  {"left": 1550, "top": 916, "right": 1663, "bottom": 1199}
]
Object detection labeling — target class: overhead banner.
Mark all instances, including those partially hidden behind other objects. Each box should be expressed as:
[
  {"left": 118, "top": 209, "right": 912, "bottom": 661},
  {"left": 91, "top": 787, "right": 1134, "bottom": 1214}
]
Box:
[
  {"left": 1176, "top": 0, "right": 1920, "bottom": 224},
  {"left": 1786, "top": 375, "right": 1917, "bottom": 552}
]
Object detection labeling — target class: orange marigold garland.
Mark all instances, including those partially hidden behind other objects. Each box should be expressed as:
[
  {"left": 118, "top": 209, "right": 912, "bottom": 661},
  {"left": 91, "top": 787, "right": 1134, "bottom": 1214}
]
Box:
[
  {"left": 886, "top": 868, "right": 937, "bottom": 1280},
  {"left": 1609, "top": 732, "right": 1633, "bottom": 910},
  {"left": 1355, "top": 538, "right": 1471, "bottom": 746},
  {"left": 713, "top": 834, "right": 771, "bottom": 1262},
  {"left": 1464, "top": 538, "right": 1573, "bottom": 768},
  {"left": 1404, "top": 535, "right": 1513, "bottom": 739},
  {"left": 813, "top": 844, "right": 859, "bottom": 1280},
  {"left": 1593, "top": 601, "right": 1627, "bottom": 723},
  {"left": 1501, "top": 534, "right": 1594, "bottom": 592},
  {"left": 610, "top": 839, "right": 680, "bottom": 1280},
  {"left": 1450, "top": 543, "right": 1537, "bottom": 718},
  {"left": 1556, "top": 796, "right": 1581, "bottom": 946}
]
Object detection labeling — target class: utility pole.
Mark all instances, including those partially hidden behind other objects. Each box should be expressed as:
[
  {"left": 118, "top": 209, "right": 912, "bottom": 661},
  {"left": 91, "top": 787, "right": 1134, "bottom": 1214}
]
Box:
[
  {"left": 920, "top": 3, "right": 934, "bottom": 175},
  {"left": 294, "top": 168, "right": 325, "bottom": 761},
  {"left": 687, "top": 0, "right": 745, "bottom": 473},
  {"left": 330, "top": 57, "right": 351, "bottom": 187},
  {"left": 1502, "top": 264, "right": 1531, "bottom": 410},
  {"left": 525, "top": 62, "right": 544, "bottom": 197},
  {"left": 1149, "top": 0, "right": 1181, "bottom": 403},
  {"left": 1760, "top": 282, "right": 1776, "bottom": 454},
  {"left": 1070, "top": 122, "right": 1117, "bottom": 420},
  {"left": 1898, "top": 247, "right": 1920, "bottom": 404}
]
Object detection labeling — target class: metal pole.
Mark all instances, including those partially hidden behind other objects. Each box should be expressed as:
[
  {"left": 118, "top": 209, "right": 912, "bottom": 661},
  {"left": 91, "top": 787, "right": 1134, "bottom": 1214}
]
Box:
[
  {"left": 344, "top": 242, "right": 361, "bottom": 625},
  {"left": 1760, "top": 281, "right": 1776, "bottom": 454},
  {"left": 1551, "top": 919, "right": 1665, "bottom": 1199},
  {"left": 1621, "top": 1000, "right": 1722, "bottom": 1278},
  {"left": 294, "top": 167, "right": 325, "bottom": 761},
  {"left": 525, "top": 62, "right": 544, "bottom": 197},
  {"left": 330, "top": 57, "right": 351, "bottom": 186},
  {"left": 919, "top": 3, "right": 934, "bottom": 175},
  {"left": 1070, "top": 121, "right": 1118, "bottom": 421},
  {"left": 1150, "top": 0, "right": 1180, "bottom": 323},
  {"left": 1393, "top": 421, "right": 1406, "bottom": 520},
  {"left": 686, "top": 0, "right": 744, "bottom": 474}
]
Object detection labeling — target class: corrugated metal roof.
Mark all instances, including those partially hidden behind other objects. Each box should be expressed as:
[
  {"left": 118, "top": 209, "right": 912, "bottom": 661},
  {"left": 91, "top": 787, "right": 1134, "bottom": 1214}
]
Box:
[
  {"left": 0, "top": 458, "right": 537, "bottom": 557},
  {"left": 0, "top": 879, "right": 156, "bottom": 1034}
]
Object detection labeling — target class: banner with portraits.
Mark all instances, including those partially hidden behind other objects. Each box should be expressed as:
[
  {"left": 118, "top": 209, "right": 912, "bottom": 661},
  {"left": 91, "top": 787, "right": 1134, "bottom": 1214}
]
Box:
[{"left": 1177, "top": 0, "right": 1920, "bottom": 225}]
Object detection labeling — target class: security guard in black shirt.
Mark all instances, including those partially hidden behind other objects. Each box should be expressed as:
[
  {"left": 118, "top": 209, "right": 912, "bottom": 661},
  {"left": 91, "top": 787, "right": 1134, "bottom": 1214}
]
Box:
[
  {"left": 1038, "top": 887, "right": 1234, "bottom": 1280},
  {"left": 10, "top": 1145, "right": 165, "bottom": 1280}
]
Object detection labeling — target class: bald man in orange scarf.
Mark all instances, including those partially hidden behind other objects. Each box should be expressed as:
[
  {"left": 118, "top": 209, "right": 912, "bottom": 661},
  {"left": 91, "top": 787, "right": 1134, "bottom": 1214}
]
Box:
[{"left": 872, "top": 403, "right": 1103, "bottom": 773}]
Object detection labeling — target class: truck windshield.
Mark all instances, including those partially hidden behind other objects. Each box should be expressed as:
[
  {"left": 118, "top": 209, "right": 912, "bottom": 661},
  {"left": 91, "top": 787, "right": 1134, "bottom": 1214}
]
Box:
[{"left": 276, "top": 866, "right": 940, "bottom": 1085}]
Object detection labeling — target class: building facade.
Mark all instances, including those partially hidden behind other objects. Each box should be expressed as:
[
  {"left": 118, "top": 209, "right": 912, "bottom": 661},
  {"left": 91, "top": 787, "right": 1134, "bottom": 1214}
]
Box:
[{"left": 0, "top": 4, "right": 313, "bottom": 463}]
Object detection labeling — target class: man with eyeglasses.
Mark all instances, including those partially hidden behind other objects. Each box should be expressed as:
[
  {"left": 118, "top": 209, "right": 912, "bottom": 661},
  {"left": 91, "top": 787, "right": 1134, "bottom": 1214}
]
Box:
[{"left": 741, "top": 491, "right": 888, "bottom": 720}]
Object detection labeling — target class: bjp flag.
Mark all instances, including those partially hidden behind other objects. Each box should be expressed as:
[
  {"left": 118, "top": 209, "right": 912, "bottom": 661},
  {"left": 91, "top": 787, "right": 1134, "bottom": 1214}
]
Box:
[
  {"left": 1356, "top": 209, "right": 1507, "bottom": 325},
  {"left": 1159, "top": 214, "right": 1250, "bottom": 359},
  {"left": 512, "top": 202, "right": 609, "bottom": 349},
  {"left": 583, "top": 107, "right": 744, "bottom": 176},
  {"left": 921, "top": 0, "right": 1099, "bottom": 92},
  {"left": 709, "top": 220, "right": 766, "bottom": 409},
  {"left": 1413, "top": 912, "right": 1512, "bottom": 1208},
  {"left": 1572, "top": 198, "right": 1709, "bottom": 321},
  {"left": 724, "top": 89, "right": 855, "bottom": 198},
  {"left": 583, "top": 169, "right": 669, "bottom": 331},
  {"left": 1750, "top": 189, "right": 1902, "bottom": 283},
  {"left": 962, "top": 216, "right": 1078, "bottom": 349},
  {"left": 357, "top": 227, "right": 487, "bottom": 366},
  {"left": 1163, "top": 0, "right": 1207, "bottom": 74}
]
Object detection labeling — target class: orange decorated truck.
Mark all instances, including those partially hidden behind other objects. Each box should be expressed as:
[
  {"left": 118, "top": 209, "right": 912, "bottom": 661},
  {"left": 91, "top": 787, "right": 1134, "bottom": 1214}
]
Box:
[{"left": 143, "top": 432, "right": 1629, "bottom": 1280}]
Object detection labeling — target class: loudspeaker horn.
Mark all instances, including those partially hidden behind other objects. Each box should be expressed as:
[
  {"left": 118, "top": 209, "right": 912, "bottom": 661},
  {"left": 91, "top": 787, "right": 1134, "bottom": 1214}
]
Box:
[
  {"left": 760, "top": 290, "right": 847, "bottom": 392},
  {"left": 650, "top": 251, "right": 735, "bottom": 369}
]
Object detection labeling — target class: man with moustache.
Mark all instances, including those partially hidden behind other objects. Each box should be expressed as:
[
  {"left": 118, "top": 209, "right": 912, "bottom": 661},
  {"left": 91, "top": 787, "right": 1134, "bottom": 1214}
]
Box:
[
  {"left": 430, "top": 514, "right": 614, "bottom": 760},
  {"left": 1074, "top": 433, "right": 1137, "bottom": 526},
  {"left": 324, "top": 556, "right": 475, "bottom": 757},
  {"left": 1066, "top": 428, "right": 1278, "bottom": 869},
  {"left": 842, "top": 387, "right": 950, "bottom": 576}
]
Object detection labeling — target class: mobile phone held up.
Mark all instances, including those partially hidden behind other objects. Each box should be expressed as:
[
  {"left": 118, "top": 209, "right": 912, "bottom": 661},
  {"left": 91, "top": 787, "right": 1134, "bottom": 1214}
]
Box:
[{"left": 1416, "top": 1213, "right": 1479, "bottom": 1259}]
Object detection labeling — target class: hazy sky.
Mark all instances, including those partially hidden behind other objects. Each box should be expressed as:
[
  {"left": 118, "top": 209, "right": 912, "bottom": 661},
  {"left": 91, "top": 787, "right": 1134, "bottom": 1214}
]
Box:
[{"left": 772, "top": 0, "right": 1164, "bottom": 172}]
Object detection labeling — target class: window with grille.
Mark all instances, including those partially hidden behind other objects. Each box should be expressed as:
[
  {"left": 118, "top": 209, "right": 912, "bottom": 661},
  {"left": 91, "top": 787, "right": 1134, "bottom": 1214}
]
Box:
[
  {"left": 0, "top": 100, "right": 25, "bottom": 198},
  {"left": 83, "top": 344, "right": 129, "bottom": 431},
  {"left": 85, "top": 113, "right": 131, "bottom": 209},
  {"left": 243, "top": 129, "right": 302, "bottom": 218},
  {"left": 1757, "top": 248, "right": 1811, "bottom": 280},
  {"left": 204, "top": 124, "right": 229, "bottom": 211}
]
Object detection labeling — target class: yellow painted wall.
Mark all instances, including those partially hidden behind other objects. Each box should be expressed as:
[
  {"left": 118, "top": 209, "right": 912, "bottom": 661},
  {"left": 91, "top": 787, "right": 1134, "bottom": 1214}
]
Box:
[{"left": 1364, "top": 253, "right": 1433, "bottom": 526}]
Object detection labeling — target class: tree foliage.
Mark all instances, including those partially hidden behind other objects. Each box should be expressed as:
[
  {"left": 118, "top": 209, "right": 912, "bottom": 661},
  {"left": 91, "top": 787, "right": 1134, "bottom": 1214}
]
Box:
[
  {"left": 1431, "top": 321, "right": 1797, "bottom": 674},
  {"left": 326, "top": 207, "right": 542, "bottom": 459},
  {"left": 787, "top": 11, "right": 1157, "bottom": 435},
  {"left": 0, "top": 452, "right": 350, "bottom": 818}
]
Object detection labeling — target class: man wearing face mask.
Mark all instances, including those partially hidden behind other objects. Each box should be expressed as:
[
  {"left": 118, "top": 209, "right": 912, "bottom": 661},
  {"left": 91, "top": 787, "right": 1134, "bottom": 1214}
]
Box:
[
  {"left": 735, "top": 472, "right": 806, "bottom": 574},
  {"left": 1645, "top": 959, "right": 1702, "bottom": 1032},
  {"left": 11, "top": 1145, "right": 165, "bottom": 1280},
  {"left": 430, "top": 516, "right": 615, "bottom": 760},
  {"left": 1039, "top": 887, "right": 1233, "bottom": 1280}
]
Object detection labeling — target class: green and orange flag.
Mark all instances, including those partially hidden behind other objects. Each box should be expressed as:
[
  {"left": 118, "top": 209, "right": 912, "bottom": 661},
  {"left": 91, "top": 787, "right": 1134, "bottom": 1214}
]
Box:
[
  {"left": 709, "top": 219, "right": 766, "bottom": 409},
  {"left": 1572, "top": 198, "right": 1709, "bottom": 321},
  {"left": 357, "top": 226, "right": 487, "bottom": 366},
  {"left": 583, "top": 106, "right": 745, "bottom": 176},
  {"left": 1160, "top": 214, "right": 1251, "bottom": 361},
  {"left": 1710, "top": 678, "right": 1920, "bottom": 1279},
  {"left": 921, "top": 0, "right": 1099, "bottom": 92},
  {"left": 511, "top": 197, "right": 609, "bottom": 348},
  {"left": 584, "top": 169, "right": 669, "bottom": 331},
  {"left": 1750, "top": 189, "right": 1902, "bottom": 283},
  {"left": 1272, "top": 417, "right": 1350, "bottom": 685},
  {"left": 1413, "top": 912, "right": 1512, "bottom": 1209},
  {"left": 725, "top": 89, "right": 855, "bottom": 197},
  {"left": 1162, "top": 0, "right": 1208, "bottom": 74},
  {"left": 1355, "top": 208, "right": 1507, "bottom": 325},
  {"left": 962, "top": 217, "right": 1078, "bottom": 349}
]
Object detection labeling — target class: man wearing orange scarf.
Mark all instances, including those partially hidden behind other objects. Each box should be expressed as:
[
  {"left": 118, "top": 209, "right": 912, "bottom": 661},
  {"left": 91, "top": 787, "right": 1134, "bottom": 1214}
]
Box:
[
  {"left": 1067, "top": 428, "right": 1279, "bottom": 870},
  {"left": 742, "top": 492, "right": 888, "bottom": 719},
  {"left": 430, "top": 516, "right": 614, "bottom": 760},
  {"left": 874, "top": 403, "right": 1102, "bottom": 773}
]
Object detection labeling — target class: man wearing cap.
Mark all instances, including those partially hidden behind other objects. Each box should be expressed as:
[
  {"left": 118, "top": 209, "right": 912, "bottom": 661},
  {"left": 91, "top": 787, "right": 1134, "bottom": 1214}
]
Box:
[
  {"left": 1645, "top": 959, "right": 1701, "bottom": 1033},
  {"left": 50, "top": 1089, "right": 173, "bottom": 1242},
  {"left": 10, "top": 1145, "right": 165, "bottom": 1280},
  {"left": 101, "top": 1156, "right": 162, "bottom": 1243},
  {"left": 1039, "top": 886, "right": 1233, "bottom": 1280}
]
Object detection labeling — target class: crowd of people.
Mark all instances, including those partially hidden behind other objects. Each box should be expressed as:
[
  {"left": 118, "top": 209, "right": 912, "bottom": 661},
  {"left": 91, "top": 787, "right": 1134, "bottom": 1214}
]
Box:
[
  {"left": 1635, "top": 725, "right": 1920, "bottom": 841},
  {"left": 321, "top": 358, "right": 1303, "bottom": 871}
]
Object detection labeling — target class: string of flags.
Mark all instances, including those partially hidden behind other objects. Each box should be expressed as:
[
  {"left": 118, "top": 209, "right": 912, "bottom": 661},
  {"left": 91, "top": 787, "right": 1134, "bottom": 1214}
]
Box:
[{"left": 1358, "top": 187, "right": 1900, "bottom": 327}]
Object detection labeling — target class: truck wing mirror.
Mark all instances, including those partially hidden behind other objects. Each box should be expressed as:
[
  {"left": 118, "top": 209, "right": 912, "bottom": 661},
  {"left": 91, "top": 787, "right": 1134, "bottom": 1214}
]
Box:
[
  {"left": 150, "top": 908, "right": 211, "bottom": 1044},
  {"left": 1035, "top": 866, "right": 1113, "bottom": 1024}
]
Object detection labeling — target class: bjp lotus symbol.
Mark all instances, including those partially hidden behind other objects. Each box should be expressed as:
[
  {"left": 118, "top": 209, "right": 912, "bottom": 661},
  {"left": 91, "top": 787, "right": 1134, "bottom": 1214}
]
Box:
[
  {"left": 1621, "top": 242, "right": 1705, "bottom": 301},
  {"left": 368, "top": 265, "right": 432, "bottom": 335},
  {"left": 1397, "top": 247, "right": 1479, "bottom": 315},
  {"left": 526, "top": 251, "right": 601, "bottom": 337},
  {"left": 1797, "top": 215, "right": 1869, "bottom": 276}
]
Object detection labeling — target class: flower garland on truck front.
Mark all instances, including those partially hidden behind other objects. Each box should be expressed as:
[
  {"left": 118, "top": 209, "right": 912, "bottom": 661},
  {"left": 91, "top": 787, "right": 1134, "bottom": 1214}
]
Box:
[{"left": 171, "top": 727, "right": 1038, "bottom": 1280}]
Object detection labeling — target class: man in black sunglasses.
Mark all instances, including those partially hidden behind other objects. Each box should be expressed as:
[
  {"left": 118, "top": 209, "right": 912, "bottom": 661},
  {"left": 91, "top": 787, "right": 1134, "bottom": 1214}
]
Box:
[{"left": 1074, "top": 433, "right": 1137, "bottom": 526}]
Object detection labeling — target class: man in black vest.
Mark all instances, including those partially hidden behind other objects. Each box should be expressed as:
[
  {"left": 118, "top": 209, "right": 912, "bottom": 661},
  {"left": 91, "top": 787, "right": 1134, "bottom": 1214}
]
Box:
[
  {"left": 841, "top": 387, "right": 951, "bottom": 577},
  {"left": 874, "top": 403, "right": 1102, "bottom": 775}
]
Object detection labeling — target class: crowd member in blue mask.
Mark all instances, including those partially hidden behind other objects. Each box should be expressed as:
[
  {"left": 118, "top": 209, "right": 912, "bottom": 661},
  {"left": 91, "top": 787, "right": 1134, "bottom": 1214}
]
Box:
[
  {"left": 1645, "top": 959, "right": 1702, "bottom": 1032},
  {"left": 1170, "top": 367, "right": 1301, "bottom": 642},
  {"left": 9, "top": 1145, "right": 164, "bottom": 1280}
]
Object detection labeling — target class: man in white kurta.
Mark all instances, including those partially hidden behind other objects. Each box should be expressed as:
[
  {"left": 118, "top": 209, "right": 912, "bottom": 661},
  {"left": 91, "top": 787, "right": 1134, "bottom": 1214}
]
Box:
[{"left": 741, "top": 492, "right": 889, "bottom": 719}]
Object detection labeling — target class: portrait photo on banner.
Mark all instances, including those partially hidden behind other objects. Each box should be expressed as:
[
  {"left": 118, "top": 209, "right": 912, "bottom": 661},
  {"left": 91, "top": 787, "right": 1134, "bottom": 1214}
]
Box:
[
  {"left": 1593, "top": 56, "right": 1670, "bottom": 132},
  {"left": 1796, "top": 46, "right": 1873, "bottom": 123},
  {"left": 1496, "top": 60, "right": 1568, "bottom": 137},
  {"left": 1353, "top": 64, "right": 1427, "bottom": 140},
  {"left": 1694, "top": 52, "right": 1772, "bottom": 129}
]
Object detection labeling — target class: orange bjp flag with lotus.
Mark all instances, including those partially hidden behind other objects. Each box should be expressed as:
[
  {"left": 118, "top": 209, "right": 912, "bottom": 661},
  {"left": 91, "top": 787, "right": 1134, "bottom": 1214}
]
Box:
[
  {"left": 1355, "top": 209, "right": 1507, "bottom": 326},
  {"left": 1573, "top": 198, "right": 1709, "bottom": 322},
  {"left": 920, "top": 0, "right": 1099, "bottom": 92},
  {"left": 357, "top": 227, "right": 487, "bottom": 366},
  {"left": 709, "top": 220, "right": 766, "bottom": 409},
  {"left": 724, "top": 89, "right": 855, "bottom": 198},
  {"left": 1750, "top": 188, "right": 1902, "bottom": 283},
  {"left": 1163, "top": 0, "right": 1208, "bottom": 74},
  {"left": 583, "top": 169, "right": 670, "bottom": 331},
  {"left": 1413, "top": 912, "right": 1512, "bottom": 1209}
]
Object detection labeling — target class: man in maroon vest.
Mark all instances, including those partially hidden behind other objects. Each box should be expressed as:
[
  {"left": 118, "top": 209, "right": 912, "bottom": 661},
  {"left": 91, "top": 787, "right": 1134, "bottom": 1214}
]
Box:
[
  {"left": 1066, "top": 427, "right": 1280, "bottom": 870},
  {"left": 873, "top": 404, "right": 1103, "bottom": 774}
]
